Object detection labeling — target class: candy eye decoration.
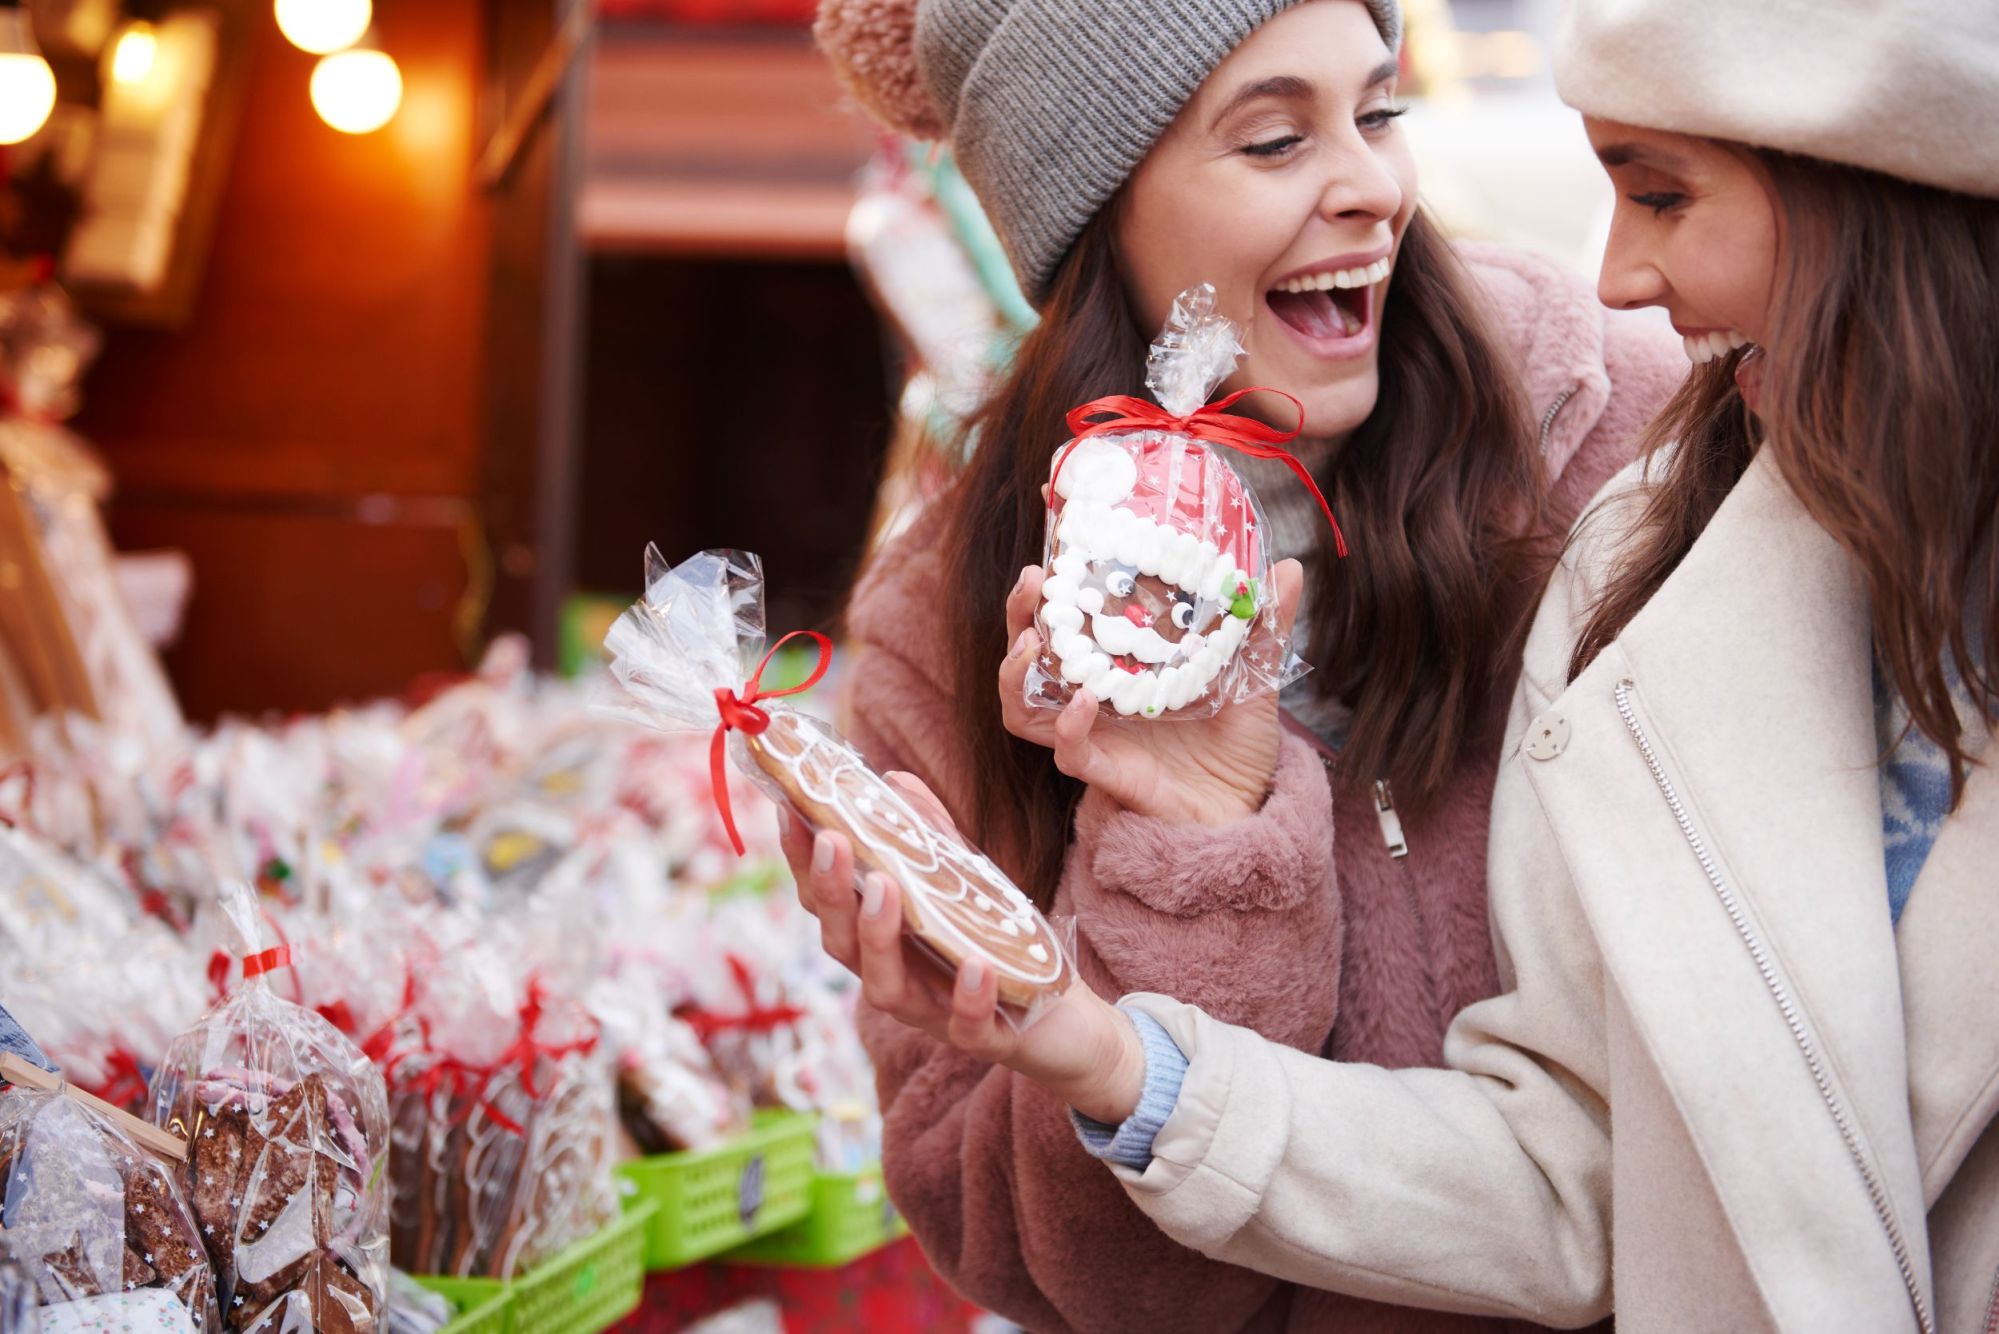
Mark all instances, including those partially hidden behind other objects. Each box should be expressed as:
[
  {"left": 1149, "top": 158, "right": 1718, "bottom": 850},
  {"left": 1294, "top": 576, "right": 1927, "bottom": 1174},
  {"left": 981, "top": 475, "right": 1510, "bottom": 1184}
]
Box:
[
  {"left": 1169, "top": 593, "right": 1197, "bottom": 631},
  {"left": 1103, "top": 565, "right": 1137, "bottom": 599}
]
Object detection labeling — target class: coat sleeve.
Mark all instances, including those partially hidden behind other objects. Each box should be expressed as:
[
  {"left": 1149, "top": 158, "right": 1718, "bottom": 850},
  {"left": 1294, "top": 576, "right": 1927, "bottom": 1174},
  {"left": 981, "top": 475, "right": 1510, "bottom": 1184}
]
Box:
[{"left": 840, "top": 637, "right": 1343, "bottom": 1333}]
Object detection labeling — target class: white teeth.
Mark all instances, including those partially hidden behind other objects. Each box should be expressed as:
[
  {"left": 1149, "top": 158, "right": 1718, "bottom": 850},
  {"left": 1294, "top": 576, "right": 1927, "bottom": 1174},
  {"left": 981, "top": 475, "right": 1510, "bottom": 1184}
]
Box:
[
  {"left": 1276, "top": 257, "right": 1393, "bottom": 294},
  {"left": 1680, "top": 329, "right": 1751, "bottom": 365}
]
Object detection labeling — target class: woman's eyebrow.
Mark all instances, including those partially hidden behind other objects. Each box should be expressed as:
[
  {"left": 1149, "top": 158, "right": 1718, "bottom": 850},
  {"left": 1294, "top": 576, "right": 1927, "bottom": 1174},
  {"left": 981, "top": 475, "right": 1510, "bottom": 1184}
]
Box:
[
  {"left": 1207, "top": 75, "right": 1315, "bottom": 131},
  {"left": 1596, "top": 142, "right": 1690, "bottom": 173},
  {"left": 1205, "top": 59, "right": 1398, "bottom": 132}
]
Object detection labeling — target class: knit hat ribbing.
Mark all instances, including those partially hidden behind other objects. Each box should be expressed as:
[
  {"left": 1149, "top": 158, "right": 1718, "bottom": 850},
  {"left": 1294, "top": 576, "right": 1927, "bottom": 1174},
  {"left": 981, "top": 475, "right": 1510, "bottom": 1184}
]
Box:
[{"left": 818, "top": 0, "right": 1404, "bottom": 304}]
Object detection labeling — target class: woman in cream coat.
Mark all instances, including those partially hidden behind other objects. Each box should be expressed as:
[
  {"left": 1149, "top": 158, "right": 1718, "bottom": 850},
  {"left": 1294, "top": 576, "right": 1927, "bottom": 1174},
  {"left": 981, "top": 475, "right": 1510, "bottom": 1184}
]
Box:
[{"left": 796, "top": 0, "right": 1999, "bottom": 1328}]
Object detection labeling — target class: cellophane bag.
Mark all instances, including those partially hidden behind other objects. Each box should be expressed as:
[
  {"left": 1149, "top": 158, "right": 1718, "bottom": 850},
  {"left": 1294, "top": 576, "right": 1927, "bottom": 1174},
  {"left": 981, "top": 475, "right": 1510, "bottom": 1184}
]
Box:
[
  {"left": 0, "top": 1083, "right": 219, "bottom": 1331},
  {"left": 386, "top": 931, "right": 616, "bottom": 1281},
  {"left": 1030, "top": 283, "right": 1328, "bottom": 720},
  {"left": 599, "top": 548, "right": 1076, "bottom": 1031},
  {"left": 148, "top": 884, "right": 390, "bottom": 1334}
]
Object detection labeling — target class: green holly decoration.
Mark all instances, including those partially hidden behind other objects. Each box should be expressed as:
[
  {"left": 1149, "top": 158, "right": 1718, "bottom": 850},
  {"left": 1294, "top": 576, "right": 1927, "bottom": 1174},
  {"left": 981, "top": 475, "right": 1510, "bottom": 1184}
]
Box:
[{"left": 1228, "top": 577, "right": 1259, "bottom": 620}]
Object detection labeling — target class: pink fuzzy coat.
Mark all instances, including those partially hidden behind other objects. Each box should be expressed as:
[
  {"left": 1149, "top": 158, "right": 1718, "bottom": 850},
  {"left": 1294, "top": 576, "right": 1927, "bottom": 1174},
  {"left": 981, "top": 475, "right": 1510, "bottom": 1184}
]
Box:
[{"left": 838, "top": 243, "right": 1685, "bottom": 1334}]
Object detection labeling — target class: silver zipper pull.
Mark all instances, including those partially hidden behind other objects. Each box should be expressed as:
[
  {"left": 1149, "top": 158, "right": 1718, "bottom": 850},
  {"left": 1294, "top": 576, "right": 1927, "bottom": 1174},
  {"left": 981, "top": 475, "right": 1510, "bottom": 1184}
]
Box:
[{"left": 1373, "top": 779, "right": 1408, "bottom": 859}]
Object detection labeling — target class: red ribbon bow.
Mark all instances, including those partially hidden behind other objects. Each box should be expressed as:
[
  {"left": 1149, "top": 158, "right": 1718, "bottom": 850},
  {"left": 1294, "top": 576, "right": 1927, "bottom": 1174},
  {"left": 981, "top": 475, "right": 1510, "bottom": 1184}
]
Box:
[
  {"left": 1058, "top": 387, "right": 1347, "bottom": 557},
  {"left": 709, "top": 629, "right": 833, "bottom": 856}
]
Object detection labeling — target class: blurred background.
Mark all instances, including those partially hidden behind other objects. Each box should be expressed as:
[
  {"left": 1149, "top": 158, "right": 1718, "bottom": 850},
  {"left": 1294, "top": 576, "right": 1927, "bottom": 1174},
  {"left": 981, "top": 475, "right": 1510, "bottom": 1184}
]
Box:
[{"left": 0, "top": 0, "right": 1615, "bottom": 733}]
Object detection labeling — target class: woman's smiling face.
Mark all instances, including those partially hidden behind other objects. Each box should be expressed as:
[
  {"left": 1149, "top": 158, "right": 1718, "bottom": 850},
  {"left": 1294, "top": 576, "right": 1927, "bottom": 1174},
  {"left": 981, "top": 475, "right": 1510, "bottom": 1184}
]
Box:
[
  {"left": 1584, "top": 117, "right": 1781, "bottom": 397},
  {"left": 1117, "top": 0, "right": 1416, "bottom": 441}
]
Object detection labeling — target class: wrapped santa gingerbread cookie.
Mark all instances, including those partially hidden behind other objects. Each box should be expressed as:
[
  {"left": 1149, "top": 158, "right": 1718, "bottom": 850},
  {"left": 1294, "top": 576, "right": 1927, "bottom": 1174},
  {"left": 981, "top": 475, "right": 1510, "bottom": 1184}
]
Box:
[
  {"left": 148, "top": 885, "right": 389, "bottom": 1334},
  {"left": 1031, "top": 283, "right": 1343, "bottom": 719},
  {"left": 601, "top": 548, "right": 1074, "bottom": 1029}
]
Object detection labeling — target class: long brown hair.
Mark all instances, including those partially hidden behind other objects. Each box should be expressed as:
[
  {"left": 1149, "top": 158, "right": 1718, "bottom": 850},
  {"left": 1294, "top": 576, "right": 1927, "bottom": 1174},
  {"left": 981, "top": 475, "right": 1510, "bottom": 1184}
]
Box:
[
  {"left": 1572, "top": 151, "right": 1999, "bottom": 804},
  {"left": 914, "top": 201, "right": 1545, "bottom": 903}
]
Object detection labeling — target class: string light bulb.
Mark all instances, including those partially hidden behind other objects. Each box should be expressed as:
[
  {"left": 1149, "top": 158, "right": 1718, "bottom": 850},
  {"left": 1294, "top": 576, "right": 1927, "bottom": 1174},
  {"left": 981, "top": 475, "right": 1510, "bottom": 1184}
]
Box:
[
  {"left": 0, "top": 8, "right": 55, "bottom": 145},
  {"left": 106, "top": 20, "right": 158, "bottom": 87},
  {"left": 310, "top": 47, "right": 400, "bottom": 134},
  {"left": 275, "top": 0, "right": 372, "bottom": 56}
]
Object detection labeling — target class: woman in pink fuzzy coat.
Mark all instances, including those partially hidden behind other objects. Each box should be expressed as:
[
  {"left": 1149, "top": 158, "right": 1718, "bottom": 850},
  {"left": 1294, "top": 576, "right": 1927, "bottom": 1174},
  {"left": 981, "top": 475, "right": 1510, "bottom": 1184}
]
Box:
[{"left": 788, "top": 1, "right": 1685, "bottom": 1330}]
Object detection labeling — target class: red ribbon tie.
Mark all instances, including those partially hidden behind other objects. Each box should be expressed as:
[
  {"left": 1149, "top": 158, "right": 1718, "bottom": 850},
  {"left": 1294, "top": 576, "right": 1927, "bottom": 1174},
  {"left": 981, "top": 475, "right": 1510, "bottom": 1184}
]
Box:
[
  {"left": 709, "top": 629, "right": 833, "bottom": 856},
  {"left": 1058, "top": 388, "right": 1347, "bottom": 557}
]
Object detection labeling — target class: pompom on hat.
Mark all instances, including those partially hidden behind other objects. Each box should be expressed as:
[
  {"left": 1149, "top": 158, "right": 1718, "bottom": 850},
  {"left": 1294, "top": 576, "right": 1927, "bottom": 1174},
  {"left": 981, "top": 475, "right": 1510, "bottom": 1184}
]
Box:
[
  {"left": 1553, "top": 0, "right": 1999, "bottom": 200},
  {"left": 816, "top": 0, "right": 1403, "bottom": 304}
]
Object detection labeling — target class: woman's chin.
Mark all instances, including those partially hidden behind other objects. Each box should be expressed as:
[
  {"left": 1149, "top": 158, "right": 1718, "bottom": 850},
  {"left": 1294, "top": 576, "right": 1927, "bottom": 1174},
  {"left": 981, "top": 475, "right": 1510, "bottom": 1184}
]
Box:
[{"left": 1230, "top": 365, "right": 1378, "bottom": 448}]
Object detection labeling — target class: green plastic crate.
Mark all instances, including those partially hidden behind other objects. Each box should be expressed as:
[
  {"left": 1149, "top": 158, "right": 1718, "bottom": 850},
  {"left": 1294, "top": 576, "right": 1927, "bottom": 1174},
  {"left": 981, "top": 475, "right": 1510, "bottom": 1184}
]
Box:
[
  {"left": 723, "top": 1163, "right": 910, "bottom": 1268},
  {"left": 414, "top": 1201, "right": 657, "bottom": 1334},
  {"left": 616, "top": 1110, "right": 817, "bottom": 1270},
  {"left": 410, "top": 1280, "right": 512, "bottom": 1334}
]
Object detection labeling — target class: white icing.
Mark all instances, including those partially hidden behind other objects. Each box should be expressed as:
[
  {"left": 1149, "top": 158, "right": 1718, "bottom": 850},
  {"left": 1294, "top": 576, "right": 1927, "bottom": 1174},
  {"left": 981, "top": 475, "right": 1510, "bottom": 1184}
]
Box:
[
  {"left": 1088, "top": 610, "right": 1178, "bottom": 665},
  {"left": 1052, "top": 439, "right": 1140, "bottom": 504},
  {"left": 1028, "top": 944, "right": 1049, "bottom": 963},
  {"left": 1043, "top": 603, "right": 1084, "bottom": 637},
  {"left": 753, "top": 714, "right": 1066, "bottom": 987},
  {"left": 1077, "top": 588, "right": 1105, "bottom": 616}
]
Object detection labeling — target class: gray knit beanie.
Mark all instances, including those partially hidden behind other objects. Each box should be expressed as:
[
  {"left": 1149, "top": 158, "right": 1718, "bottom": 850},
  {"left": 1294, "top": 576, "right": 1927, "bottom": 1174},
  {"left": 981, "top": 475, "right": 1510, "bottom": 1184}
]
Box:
[{"left": 888, "top": 0, "right": 1402, "bottom": 304}]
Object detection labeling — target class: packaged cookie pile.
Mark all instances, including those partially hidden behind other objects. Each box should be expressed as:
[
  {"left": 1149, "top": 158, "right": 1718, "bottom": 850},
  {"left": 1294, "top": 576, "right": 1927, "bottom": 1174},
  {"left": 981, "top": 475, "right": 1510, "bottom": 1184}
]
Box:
[
  {"left": 600, "top": 547, "right": 1076, "bottom": 1029},
  {"left": 1031, "top": 283, "right": 1340, "bottom": 719},
  {"left": 383, "top": 945, "right": 617, "bottom": 1282},
  {"left": 148, "top": 885, "right": 389, "bottom": 1334},
  {"left": 0, "top": 1053, "right": 219, "bottom": 1333}
]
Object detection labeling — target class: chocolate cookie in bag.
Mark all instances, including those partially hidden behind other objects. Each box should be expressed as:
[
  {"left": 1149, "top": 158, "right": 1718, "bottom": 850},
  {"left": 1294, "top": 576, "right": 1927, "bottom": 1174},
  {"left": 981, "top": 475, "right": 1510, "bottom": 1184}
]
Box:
[
  {"left": 0, "top": 1081, "right": 218, "bottom": 1330},
  {"left": 600, "top": 549, "right": 1075, "bottom": 1029},
  {"left": 149, "top": 885, "right": 389, "bottom": 1334},
  {"left": 1032, "top": 283, "right": 1344, "bottom": 719}
]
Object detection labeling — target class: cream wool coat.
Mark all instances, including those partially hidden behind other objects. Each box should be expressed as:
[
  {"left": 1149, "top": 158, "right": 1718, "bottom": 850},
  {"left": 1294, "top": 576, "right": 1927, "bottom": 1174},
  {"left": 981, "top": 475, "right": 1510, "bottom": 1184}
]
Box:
[{"left": 1113, "top": 449, "right": 1999, "bottom": 1332}]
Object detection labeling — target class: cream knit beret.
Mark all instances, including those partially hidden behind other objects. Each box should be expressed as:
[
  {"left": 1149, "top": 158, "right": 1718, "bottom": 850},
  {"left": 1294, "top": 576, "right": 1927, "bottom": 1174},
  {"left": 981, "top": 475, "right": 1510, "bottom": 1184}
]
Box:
[{"left": 1554, "top": 0, "right": 1999, "bottom": 198}]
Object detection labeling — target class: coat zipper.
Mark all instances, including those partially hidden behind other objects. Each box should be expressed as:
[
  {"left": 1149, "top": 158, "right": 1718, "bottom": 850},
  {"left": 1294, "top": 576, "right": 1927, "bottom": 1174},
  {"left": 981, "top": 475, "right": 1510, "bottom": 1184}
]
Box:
[
  {"left": 1373, "top": 779, "right": 1408, "bottom": 859},
  {"left": 1538, "top": 385, "right": 1580, "bottom": 456},
  {"left": 1614, "top": 677, "right": 1934, "bottom": 1334}
]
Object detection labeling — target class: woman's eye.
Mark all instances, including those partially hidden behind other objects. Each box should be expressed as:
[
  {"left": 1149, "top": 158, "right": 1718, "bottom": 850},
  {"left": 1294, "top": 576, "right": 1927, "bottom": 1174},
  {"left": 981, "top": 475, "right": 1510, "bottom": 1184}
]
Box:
[
  {"left": 1357, "top": 105, "right": 1407, "bottom": 133},
  {"left": 1629, "top": 191, "right": 1689, "bottom": 216},
  {"left": 1170, "top": 597, "right": 1196, "bottom": 631},
  {"left": 1105, "top": 568, "right": 1136, "bottom": 598},
  {"left": 1241, "top": 134, "right": 1303, "bottom": 159}
]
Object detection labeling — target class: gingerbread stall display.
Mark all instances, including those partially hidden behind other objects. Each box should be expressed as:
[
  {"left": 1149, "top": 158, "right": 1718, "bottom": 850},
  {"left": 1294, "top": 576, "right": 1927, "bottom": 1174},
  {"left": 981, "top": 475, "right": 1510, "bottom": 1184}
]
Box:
[
  {"left": 147, "top": 886, "right": 389, "bottom": 1334},
  {"left": 1032, "top": 283, "right": 1343, "bottom": 719},
  {"left": 601, "top": 548, "right": 1075, "bottom": 1028}
]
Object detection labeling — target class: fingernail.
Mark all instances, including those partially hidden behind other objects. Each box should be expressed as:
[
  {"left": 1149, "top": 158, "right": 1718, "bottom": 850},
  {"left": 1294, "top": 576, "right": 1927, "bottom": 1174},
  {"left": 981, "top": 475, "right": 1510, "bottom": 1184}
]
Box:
[
  {"left": 960, "top": 957, "right": 987, "bottom": 991},
  {"left": 860, "top": 876, "right": 885, "bottom": 917},
  {"left": 1012, "top": 568, "right": 1029, "bottom": 595},
  {"left": 1013, "top": 629, "right": 1035, "bottom": 657},
  {"left": 811, "top": 834, "right": 834, "bottom": 876}
]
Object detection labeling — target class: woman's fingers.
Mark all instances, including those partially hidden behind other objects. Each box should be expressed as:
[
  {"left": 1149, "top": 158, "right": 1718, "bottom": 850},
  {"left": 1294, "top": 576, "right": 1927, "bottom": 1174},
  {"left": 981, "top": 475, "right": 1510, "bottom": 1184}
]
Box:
[
  {"left": 1269, "top": 557, "right": 1305, "bottom": 640},
  {"left": 883, "top": 771, "right": 960, "bottom": 840},
  {"left": 945, "top": 954, "right": 1013, "bottom": 1061},
  {"left": 778, "top": 811, "right": 816, "bottom": 913},
  {"left": 997, "top": 625, "right": 1055, "bottom": 744},
  {"left": 1049, "top": 688, "right": 1112, "bottom": 787},
  {"left": 808, "top": 830, "right": 861, "bottom": 968},
  {"left": 1004, "top": 565, "right": 1045, "bottom": 643}
]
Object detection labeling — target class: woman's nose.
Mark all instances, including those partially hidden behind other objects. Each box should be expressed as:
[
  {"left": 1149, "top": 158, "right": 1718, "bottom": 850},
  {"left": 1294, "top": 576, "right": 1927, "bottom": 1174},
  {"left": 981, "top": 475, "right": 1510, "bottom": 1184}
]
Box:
[
  {"left": 1316, "top": 142, "right": 1403, "bottom": 225},
  {"left": 1597, "top": 216, "right": 1670, "bottom": 311}
]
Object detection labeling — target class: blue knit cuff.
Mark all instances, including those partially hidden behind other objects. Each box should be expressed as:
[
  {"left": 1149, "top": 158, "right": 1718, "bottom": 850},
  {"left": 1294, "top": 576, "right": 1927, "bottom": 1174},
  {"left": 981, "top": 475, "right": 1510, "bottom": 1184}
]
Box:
[{"left": 1070, "top": 1009, "right": 1189, "bottom": 1170}]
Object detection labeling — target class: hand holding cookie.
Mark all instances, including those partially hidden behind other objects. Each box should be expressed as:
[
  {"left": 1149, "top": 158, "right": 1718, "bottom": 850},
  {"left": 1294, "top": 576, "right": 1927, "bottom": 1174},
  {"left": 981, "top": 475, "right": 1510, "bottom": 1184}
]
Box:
[
  {"left": 779, "top": 789, "right": 1145, "bottom": 1125},
  {"left": 999, "top": 557, "right": 1303, "bottom": 825}
]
